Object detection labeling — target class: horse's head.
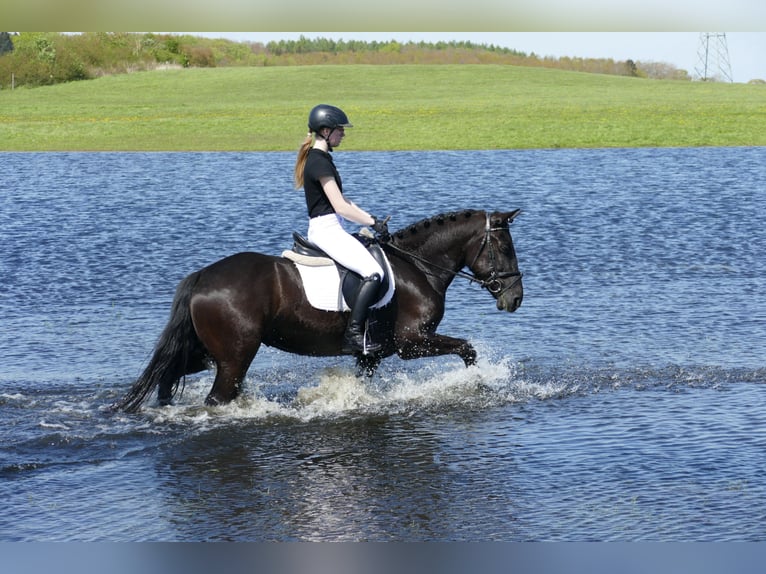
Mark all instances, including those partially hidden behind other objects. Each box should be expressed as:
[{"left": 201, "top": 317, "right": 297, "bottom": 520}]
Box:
[
  {"left": 467, "top": 210, "right": 523, "bottom": 313},
  {"left": 389, "top": 208, "right": 523, "bottom": 313}
]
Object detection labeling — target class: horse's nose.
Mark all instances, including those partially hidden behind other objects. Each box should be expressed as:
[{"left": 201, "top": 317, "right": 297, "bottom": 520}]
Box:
[{"left": 497, "top": 294, "right": 522, "bottom": 312}]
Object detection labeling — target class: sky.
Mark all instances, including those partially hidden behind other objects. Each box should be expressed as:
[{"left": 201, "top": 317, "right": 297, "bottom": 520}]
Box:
[{"left": 193, "top": 32, "right": 766, "bottom": 83}]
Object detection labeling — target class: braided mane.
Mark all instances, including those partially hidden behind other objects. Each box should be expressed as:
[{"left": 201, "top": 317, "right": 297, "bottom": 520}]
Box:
[{"left": 392, "top": 209, "right": 481, "bottom": 245}]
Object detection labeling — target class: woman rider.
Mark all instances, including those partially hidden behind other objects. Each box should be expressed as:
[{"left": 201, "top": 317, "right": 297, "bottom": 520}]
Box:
[{"left": 294, "top": 104, "right": 390, "bottom": 354}]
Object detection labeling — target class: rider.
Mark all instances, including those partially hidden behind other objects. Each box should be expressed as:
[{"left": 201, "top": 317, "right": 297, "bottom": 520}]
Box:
[{"left": 293, "top": 104, "right": 390, "bottom": 354}]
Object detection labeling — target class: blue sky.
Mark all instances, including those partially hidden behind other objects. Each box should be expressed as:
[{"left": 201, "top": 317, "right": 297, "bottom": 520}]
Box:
[{"left": 193, "top": 32, "right": 766, "bottom": 83}]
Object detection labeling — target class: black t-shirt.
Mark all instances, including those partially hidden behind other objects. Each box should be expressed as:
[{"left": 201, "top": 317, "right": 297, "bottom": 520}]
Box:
[{"left": 303, "top": 148, "right": 342, "bottom": 218}]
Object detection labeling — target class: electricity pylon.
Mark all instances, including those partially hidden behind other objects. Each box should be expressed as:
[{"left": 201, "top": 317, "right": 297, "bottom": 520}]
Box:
[{"left": 695, "top": 33, "right": 733, "bottom": 82}]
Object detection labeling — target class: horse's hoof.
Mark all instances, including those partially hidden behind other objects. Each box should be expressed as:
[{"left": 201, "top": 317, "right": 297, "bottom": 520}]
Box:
[
  {"left": 157, "top": 397, "right": 173, "bottom": 407},
  {"left": 204, "top": 394, "right": 228, "bottom": 407}
]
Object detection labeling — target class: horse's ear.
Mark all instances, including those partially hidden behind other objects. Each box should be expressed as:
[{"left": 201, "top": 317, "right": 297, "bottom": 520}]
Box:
[{"left": 492, "top": 209, "right": 522, "bottom": 226}]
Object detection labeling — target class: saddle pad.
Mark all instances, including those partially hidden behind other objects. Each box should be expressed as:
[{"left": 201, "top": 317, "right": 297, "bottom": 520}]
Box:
[
  {"left": 281, "top": 250, "right": 334, "bottom": 267},
  {"left": 282, "top": 250, "right": 396, "bottom": 312}
]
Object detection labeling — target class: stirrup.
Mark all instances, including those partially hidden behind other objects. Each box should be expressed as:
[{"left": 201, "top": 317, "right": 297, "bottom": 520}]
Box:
[{"left": 342, "top": 323, "right": 381, "bottom": 354}]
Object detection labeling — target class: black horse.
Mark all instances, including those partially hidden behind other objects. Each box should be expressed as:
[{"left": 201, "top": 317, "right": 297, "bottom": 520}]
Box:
[{"left": 113, "top": 209, "right": 523, "bottom": 413}]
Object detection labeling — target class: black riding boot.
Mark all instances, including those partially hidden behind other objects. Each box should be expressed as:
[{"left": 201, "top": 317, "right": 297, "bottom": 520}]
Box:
[{"left": 342, "top": 274, "right": 383, "bottom": 354}]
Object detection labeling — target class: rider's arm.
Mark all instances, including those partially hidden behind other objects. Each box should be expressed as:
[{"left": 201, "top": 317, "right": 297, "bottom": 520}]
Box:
[{"left": 319, "top": 176, "right": 375, "bottom": 227}]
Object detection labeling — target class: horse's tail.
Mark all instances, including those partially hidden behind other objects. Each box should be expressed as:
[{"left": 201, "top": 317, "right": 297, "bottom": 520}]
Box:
[{"left": 111, "top": 271, "right": 205, "bottom": 413}]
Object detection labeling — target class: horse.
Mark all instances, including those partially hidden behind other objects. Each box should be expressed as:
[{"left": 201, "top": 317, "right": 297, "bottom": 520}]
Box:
[{"left": 112, "top": 209, "right": 523, "bottom": 413}]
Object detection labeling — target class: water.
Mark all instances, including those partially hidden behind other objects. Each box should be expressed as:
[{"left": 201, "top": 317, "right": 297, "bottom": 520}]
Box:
[{"left": 1, "top": 148, "right": 765, "bottom": 541}]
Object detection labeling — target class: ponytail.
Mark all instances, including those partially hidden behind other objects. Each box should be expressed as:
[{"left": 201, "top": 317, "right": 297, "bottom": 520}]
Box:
[{"left": 293, "top": 133, "right": 313, "bottom": 189}]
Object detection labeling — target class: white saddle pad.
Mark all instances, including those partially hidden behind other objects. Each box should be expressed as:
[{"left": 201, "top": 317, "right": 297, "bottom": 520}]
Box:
[{"left": 282, "top": 250, "right": 395, "bottom": 312}]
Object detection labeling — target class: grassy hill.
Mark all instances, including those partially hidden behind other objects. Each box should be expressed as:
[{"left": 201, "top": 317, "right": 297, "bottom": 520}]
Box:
[{"left": 1, "top": 64, "right": 764, "bottom": 151}]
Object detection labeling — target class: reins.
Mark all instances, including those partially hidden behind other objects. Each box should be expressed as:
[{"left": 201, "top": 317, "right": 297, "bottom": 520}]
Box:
[{"left": 384, "top": 213, "right": 522, "bottom": 295}]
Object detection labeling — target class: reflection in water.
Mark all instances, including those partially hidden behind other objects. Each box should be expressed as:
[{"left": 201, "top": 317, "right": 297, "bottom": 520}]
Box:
[
  {"left": 155, "top": 417, "right": 454, "bottom": 540},
  {"left": 147, "top": 364, "right": 529, "bottom": 540}
]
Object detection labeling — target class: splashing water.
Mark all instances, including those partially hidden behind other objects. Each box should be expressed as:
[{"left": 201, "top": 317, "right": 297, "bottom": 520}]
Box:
[{"left": 136, "top": 353, "right": 532, "bottom": 427}]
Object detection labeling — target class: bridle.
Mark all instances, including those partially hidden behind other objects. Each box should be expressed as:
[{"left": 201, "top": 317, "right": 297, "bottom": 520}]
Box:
[
  {"left": 468, "top": 213, "right": 524, "bottom": 296},
  {"left": 385, "top": 213, "right": 523, "bottom": 296}
]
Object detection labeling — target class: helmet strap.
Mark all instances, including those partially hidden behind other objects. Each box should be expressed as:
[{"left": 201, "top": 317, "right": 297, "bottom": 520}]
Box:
[
  {"left": 311, "top": 130, "right": 328, "bottom": 152},
  {"left": 325, "top": 128, "right": 337, "bottom": 151},
  {"left": 321, "top": 127, "right": 337, "bottom": 152}
]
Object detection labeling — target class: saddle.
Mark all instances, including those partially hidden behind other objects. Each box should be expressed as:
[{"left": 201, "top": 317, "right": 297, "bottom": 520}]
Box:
[{"left": 283, "top": 231, "right": 394, "bottom": 311}]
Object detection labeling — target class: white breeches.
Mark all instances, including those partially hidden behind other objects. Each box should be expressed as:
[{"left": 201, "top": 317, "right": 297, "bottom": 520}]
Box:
[{"left": 307, "top": 214, "right": 384, "bottom": 279}]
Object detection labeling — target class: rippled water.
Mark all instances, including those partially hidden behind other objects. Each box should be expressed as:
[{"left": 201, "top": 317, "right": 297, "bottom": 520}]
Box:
[{"left": 1, "top": 148, "right": 765, "bottom": 541}]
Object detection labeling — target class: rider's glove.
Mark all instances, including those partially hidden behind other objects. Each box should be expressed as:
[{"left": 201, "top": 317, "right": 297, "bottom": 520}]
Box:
[{"left": 371, "top": 216, "right": 391, "bottom": 243}]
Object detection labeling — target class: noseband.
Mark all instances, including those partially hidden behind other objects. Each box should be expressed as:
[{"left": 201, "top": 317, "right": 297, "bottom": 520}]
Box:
[{"left": 387, "top": 213, "right": 523, "bottom": 296}]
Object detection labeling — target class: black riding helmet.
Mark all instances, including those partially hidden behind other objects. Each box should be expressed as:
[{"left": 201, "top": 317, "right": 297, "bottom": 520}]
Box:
[{"left": 308, "top": 104, "right": 353, "bottom": 133}]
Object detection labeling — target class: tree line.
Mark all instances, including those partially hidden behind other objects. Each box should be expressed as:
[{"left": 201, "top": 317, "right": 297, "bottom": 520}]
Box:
[{"left": 0, "top": 32, "right": 692, "bottom": 90}]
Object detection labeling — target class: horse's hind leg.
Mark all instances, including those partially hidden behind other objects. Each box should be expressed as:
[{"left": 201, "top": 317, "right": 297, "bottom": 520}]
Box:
[
  {"left": 191, "top": 294, "right": 263, "bottom": 406},
  {"left": 205, "top": 353, "right": 257, "bottom": 406},
  {"left": 201, "top": 321, "right": 262, "bottom": 406},
  {"left": 157, "top": 352, "right": 209, "bottom": 406}
]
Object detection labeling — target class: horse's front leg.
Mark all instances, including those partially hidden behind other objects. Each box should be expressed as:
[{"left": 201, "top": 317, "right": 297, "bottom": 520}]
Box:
[
  {"left": 356, "top": 353, "right": 382, "bottom": 378},
  {"left": 396, "top": 334, "right": 477, "bottom": 367}
]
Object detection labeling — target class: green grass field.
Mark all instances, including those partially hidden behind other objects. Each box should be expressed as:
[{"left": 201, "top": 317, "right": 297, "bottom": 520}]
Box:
[{"left": 1, "top": 64, "right": 764, "bottom": 151}]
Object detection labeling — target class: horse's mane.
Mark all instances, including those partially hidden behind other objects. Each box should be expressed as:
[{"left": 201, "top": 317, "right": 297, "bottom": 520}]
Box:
[{"left": 392, "top": 209, "right": 482, "bottom": 246}]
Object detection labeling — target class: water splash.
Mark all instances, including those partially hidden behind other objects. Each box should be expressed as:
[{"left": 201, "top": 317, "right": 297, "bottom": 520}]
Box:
[
  {"left": 119, "top": 354, "right": 755, "bottom": 430},
  {"left": 133, "top": 354, "right": 530, "bottom": 427}
]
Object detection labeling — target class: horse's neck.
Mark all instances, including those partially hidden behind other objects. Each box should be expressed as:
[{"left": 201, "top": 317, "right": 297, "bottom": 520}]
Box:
[
  {"left": 419, "top": 233, "right": 469, "bottom": 267},
  {"left": 395, "top": 220, "right": 478, "bottom": 282}
]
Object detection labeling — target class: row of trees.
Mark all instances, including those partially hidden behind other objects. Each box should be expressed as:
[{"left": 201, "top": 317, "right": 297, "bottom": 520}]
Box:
[
  {"left": 0, "top": 32, "right": 692, "bottom": 90},
  {"left": 264, "top": 37, "right": 528, "bottom": 57}
]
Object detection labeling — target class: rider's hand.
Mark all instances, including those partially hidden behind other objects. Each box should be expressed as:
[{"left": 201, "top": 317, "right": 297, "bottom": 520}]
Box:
[{"left": 371, "top": 216, "right": 391, "bottom": 243}]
